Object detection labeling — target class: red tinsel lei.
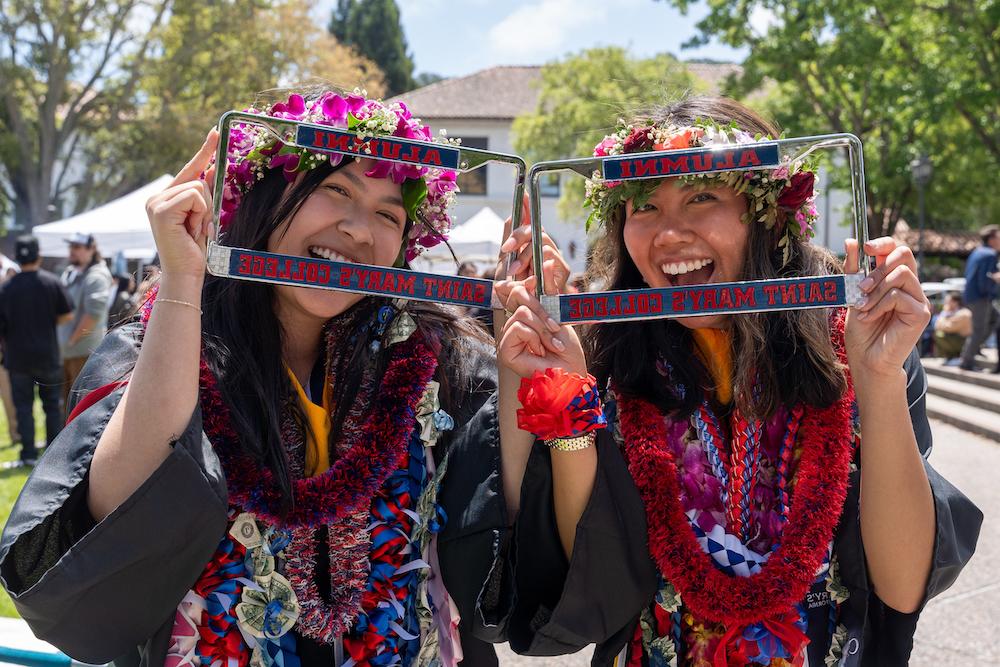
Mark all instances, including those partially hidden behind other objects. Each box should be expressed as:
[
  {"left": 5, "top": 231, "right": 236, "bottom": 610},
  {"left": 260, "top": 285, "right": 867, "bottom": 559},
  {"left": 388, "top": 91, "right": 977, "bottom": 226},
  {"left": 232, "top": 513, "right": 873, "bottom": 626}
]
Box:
[
  {"left": 139, "top": 286, "right": 438, "bottom": 530},
  {"left": 199, "top": 333, "right": 434, "bottom": 529},
  {"left": 617, "top": 312, "right": 855, "bottom": 627}
]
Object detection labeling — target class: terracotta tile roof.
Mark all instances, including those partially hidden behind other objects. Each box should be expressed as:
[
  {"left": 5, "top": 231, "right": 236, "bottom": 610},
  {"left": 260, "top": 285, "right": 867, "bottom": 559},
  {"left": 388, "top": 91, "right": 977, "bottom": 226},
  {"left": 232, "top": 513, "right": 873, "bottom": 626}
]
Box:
[
  {"left": 392, "top": 62, "right": 747, "bottom": 120},
  {"left": 893, "top": 220, "right": 981, "bottom": 257},
  {"left": 390, "top": 66, "right": 542, "bottom": 120}
]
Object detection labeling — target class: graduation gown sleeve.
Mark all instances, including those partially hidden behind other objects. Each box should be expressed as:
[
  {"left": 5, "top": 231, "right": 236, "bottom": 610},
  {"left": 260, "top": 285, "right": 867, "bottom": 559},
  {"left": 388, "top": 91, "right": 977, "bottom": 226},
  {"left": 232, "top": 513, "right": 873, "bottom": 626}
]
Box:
[
  {"left": 0, "top": 323, "right": 229, "bottom": 664},
  {"left": 477, "top": 412, "right": 657, "bottom": 661}
]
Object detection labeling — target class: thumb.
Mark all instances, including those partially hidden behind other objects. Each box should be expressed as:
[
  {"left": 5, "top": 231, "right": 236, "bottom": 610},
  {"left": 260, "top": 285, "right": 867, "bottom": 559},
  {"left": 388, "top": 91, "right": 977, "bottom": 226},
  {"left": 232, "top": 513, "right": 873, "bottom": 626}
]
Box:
[{"left": 844, "top": 238, "right": 860, "bottom": 275}]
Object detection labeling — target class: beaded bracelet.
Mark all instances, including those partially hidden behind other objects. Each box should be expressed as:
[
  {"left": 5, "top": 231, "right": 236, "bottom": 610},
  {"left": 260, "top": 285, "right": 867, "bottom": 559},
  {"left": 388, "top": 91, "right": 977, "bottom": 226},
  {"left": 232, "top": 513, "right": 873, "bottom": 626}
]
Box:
[{"left": 545, "top": 432, "right": 596, "bottom": 452}]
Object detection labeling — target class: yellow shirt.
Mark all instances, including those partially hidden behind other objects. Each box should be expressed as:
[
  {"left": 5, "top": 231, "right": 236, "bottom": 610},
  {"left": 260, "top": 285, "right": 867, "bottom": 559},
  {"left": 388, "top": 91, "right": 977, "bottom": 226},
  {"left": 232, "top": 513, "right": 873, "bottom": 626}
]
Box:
[{"left": 287, "top": 368, "right": 332, "bottom": 477}]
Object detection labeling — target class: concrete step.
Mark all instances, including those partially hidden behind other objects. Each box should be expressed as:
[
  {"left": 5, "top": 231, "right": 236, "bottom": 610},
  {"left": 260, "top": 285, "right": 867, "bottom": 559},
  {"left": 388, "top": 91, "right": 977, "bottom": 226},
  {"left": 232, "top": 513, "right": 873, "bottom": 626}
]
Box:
[
  {"left": 922, "top": 357, "right": 1000, "bottom": 391},
  {"left": 925, "top": 393, "right": 1000, "bottom": 442},
  {"left": 926, "top": 374, "right": 1000, "bottom": 413}
]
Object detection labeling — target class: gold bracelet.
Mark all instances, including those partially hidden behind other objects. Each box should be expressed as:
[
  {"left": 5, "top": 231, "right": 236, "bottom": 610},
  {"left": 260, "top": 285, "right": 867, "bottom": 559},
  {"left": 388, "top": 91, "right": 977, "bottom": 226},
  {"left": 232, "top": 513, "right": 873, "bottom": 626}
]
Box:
[
  {"left": 156, "top": 298, "right": 203, "bottom": 315},
  {"left": 544, "top": 432, "right": 595, "bottom": 452}
]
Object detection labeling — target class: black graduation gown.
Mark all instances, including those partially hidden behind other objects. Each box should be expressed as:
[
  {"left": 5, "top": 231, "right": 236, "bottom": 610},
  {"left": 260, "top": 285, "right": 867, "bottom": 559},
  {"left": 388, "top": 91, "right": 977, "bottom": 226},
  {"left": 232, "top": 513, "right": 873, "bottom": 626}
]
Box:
[
  {"left": 0, "top": 322, "right": 509, "bottom": 667},
  {"left": 483, "top": 350, "right": 983, "bottom": 667}
]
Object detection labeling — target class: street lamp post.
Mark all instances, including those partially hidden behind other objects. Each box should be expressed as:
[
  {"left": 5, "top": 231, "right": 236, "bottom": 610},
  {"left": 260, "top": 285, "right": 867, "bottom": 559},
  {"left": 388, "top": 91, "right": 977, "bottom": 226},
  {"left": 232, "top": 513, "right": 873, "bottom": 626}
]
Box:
[{"left": 910, "top": 155, "right": 933, "bottom": 280}]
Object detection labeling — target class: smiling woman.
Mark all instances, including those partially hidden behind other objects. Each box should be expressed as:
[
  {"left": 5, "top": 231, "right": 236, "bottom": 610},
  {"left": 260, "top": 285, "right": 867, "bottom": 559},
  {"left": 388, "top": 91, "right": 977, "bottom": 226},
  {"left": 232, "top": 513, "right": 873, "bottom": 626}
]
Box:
[
  {"left": 491, "top": 96, "right": 982, "bottom": 667},
  {"left": 0, "top": 89, "right": 508, "bottom": 667}
]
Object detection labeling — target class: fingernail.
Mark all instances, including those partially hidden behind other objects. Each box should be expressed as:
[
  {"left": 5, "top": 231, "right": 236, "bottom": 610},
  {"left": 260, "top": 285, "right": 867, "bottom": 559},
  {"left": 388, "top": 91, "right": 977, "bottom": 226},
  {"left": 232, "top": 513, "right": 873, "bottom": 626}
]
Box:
[
  {"left": 551, "top": 337, "right": 565, "bottom": 351},
  {"left": 547, "top": 317, "right": 559, "bottom": 332},
  {"left": 857, "top": 295, "right": 869, "bottom": 309},
  {"left": 855, "top": 310, "right": 868, "bottom": 320},
  {"left": 508, "top": 259, "right": 523, "bottom": 274},
  {"left": 859, "top": 276, "right": 874, "bottom": 291}
]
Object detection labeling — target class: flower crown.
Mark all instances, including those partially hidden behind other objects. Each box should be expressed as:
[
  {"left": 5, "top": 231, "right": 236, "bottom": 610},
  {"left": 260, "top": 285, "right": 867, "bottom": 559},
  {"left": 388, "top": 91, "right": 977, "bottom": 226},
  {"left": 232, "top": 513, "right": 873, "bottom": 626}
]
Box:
[
  {"left": 584, "top": 119, "right": 819, "bottom": 265},
  {"left": 220, "top": 90, "right": 459, "bottom": 262}
]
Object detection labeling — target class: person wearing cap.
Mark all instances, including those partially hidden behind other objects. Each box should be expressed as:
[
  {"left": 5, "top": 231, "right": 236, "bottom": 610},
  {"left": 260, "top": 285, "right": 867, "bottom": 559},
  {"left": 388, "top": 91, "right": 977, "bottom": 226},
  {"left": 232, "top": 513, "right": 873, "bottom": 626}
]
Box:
[
  {"left": 0, "top": 236, "right": 73, "bottom": 465},
  {"left": 59, "top": 232, "right": 113, "bottom": 410}
]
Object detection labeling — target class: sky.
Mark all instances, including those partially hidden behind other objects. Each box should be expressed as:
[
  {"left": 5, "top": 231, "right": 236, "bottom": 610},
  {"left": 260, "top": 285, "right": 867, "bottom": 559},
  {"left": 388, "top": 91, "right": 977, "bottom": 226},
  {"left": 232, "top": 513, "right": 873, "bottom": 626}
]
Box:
[{"left": 318, "top": 0, "right": 753, "bottom": 78}]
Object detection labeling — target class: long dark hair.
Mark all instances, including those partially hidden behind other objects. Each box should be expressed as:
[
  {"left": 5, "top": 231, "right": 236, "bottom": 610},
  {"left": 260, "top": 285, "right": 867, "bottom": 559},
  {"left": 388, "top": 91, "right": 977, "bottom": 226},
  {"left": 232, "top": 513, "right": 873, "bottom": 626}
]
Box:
[
  {"left": 584, "top": 97, "right": 847, "bottom": 420},
  {"left": 201, "top": 158, "right": 483, "bottom": 509}
]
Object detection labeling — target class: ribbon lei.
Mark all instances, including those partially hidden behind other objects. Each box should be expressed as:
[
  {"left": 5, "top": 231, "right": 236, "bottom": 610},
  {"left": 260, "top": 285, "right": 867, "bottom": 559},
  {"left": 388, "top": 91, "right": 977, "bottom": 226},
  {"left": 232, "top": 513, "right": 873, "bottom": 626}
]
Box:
[{"left": 712, "top": 610, "right": 809, "bottom": 667}]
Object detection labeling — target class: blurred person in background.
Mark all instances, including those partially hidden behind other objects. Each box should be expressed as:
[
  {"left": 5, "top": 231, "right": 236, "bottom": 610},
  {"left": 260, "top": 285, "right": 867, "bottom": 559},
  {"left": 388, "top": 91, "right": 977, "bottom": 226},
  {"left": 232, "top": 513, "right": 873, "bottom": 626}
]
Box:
[
  {"left": 109, "top": 272, "right": 138, "bottom": 326},
  {"left": 934, "top": 293, "right": 973, "bottom": 363},
  {"left": 0, "top": 255, "right": 19, "bottom": 445},
  {"left": 59, "top": 233, "right": 113, "bottom": 408},
  {"left": 0, "top": 236, "right": 72, "bottom": 465},
  {"left": 959, "top": 225, "right": 1000, "bottom": 370}
]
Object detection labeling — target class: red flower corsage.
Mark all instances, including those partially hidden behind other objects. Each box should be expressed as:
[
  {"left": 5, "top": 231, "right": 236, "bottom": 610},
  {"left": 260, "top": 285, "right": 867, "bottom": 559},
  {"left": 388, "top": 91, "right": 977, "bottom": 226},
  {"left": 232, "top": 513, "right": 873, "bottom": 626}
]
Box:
[{"left": 517, "top": 368, "right": 607, "bottom": 440}]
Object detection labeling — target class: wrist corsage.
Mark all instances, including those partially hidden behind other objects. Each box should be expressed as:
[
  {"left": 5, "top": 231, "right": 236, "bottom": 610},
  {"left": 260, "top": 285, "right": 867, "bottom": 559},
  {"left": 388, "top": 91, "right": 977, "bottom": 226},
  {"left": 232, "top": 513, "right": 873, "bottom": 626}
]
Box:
[{"left": 517, "top": 368, "right": 606, "bottom": 451}]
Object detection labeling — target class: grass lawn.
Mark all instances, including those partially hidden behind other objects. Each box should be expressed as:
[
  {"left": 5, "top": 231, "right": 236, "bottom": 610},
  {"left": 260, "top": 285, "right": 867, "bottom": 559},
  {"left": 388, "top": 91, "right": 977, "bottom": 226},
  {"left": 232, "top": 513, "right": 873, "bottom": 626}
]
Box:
[{"left": 0, "top": 398, "right": 48, "bottom": 618}]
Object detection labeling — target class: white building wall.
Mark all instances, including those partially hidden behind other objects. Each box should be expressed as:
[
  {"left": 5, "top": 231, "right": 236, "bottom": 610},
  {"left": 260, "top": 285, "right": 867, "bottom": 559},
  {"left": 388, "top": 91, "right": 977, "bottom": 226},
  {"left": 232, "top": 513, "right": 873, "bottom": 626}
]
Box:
[{"left": 429, "top": 118, "right": 590, "bottom": 274}]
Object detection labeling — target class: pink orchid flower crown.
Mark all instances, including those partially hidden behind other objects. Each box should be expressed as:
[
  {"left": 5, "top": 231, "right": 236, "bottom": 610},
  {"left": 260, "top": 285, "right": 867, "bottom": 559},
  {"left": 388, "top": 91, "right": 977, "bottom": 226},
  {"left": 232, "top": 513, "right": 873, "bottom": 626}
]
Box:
[
  {"left": 219, "top": 89, "right": 459, "bottom": 262},
  {"left": 584, "top": 119, "right": 819, "bottom": 266}
]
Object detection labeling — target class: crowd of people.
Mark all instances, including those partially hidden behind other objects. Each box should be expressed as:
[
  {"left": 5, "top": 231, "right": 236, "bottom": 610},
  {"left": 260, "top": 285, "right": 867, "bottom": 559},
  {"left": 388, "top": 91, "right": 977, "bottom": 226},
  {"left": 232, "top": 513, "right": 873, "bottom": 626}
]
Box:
[
  {"left": 0, "top": 90, "right": 982, "bottom": 667},
  {"left": 0, "top": 233, "right": 141, "bottom": 465}
]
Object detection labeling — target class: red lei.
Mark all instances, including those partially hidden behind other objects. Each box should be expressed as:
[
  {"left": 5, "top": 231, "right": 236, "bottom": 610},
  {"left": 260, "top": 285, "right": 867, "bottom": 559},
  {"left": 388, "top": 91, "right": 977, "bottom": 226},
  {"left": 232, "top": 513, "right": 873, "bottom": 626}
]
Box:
[{"left": 617, "top": 316, "right": 855, "bottom": 628}]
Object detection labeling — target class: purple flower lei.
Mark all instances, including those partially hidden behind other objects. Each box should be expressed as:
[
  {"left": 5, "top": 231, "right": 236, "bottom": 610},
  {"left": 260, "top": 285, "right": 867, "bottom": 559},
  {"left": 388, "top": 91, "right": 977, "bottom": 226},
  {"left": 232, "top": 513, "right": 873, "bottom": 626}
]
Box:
[{"left": 220, "top": 90, "right": 459, "bottom": 261}]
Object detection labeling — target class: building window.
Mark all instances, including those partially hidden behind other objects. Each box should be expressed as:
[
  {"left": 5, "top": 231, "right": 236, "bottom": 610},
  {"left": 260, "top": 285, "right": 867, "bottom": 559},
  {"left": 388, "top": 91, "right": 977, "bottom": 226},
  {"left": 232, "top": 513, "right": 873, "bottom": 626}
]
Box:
[
  {"left": 538, "top": 172, "right": 560, "bottom": 197},
  {"left": 456, "top": 137, "right": 488, "bottom": 195}
]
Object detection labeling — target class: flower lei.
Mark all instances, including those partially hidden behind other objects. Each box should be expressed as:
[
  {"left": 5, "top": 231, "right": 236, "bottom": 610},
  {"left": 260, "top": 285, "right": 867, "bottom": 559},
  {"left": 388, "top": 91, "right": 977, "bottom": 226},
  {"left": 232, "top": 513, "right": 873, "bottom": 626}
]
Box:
[
  {"left": 221, "top": 90, "right": 459, "bottom": 261},
  {"left": 616, "top": 314, "right": 855, "bottom": 639},
  {"left": 584, "top": 119, "right": 819, "bottom": 265},
  {"left": 197, "top": 332, "right": 437, "bottom": 530},
  {"left": 143, "top": 291, "right": 446, "bottom": 663}
]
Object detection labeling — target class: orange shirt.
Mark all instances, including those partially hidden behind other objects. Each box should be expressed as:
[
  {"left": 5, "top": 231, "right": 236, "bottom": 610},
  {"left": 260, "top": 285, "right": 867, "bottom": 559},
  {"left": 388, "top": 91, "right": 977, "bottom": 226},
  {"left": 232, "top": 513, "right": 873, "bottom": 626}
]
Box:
[{"left": 691, "top": 328, "right": 733, "bottom": 405}]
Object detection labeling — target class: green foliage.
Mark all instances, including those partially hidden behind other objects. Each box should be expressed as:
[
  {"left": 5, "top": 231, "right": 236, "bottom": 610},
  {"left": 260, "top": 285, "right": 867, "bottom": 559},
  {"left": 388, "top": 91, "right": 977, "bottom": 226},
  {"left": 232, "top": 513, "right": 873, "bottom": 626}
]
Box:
[
  {"left": 657, "top": 0, "right": 1000, "bottom": 235},
  {"left": 0, "top": 0, "right": 171, "bottom": 228},
  {"left": 511, "top": 47, "right": 698, "bottom": 221},
  {"left": 0, "top": 0, "right": 385, "bottom": 232},
  {"left": 329, "top": 0, "right": 414, "bottom": 95}
]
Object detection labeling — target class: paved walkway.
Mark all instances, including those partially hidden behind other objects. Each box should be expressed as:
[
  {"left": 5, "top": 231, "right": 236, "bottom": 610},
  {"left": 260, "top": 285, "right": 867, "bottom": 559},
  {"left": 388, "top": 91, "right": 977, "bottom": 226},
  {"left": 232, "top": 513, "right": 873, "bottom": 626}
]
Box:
[{"left": 0, "top": 422, "right": 994, "bottom": 666}]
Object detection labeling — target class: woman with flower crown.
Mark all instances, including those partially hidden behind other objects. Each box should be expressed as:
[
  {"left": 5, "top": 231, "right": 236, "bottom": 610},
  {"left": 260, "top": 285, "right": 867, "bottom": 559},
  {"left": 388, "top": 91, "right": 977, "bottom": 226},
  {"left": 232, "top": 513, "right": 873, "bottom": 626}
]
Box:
[
  {"left": 0, "top": 89, "right": 518, "bottom": 667},
  {"left": 489, "top": 97, "right": 982, "bottom": 667}
]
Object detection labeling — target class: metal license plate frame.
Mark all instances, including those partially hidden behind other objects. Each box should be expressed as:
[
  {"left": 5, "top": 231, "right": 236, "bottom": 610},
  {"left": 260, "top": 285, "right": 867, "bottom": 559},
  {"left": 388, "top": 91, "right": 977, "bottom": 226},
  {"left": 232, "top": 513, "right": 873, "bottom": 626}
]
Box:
[
  {"left": 525, "top": 133, "right": 871, "bottom": 324},
  {"left": 205, "top": 111, "right": 527, "bottom": 310}
]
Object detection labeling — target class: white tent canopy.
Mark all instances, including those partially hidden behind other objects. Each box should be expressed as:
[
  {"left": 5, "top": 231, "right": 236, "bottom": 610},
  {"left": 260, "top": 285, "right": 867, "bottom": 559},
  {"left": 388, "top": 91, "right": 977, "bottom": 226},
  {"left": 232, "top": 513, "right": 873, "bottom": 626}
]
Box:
[
  {"left": 414, "top": 206, "right": 504, "bottom": 272},
  {"left": 33, "top": 175, "right": 171, "bottom": 259}
]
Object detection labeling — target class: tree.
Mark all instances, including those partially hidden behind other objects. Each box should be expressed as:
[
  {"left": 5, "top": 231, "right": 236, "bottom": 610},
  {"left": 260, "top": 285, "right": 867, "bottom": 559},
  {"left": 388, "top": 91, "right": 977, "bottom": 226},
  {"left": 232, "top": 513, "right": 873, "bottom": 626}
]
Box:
[
  {"left": 0, "top": 0, "right": 385, "bottom": 231},
  {"left": 657, "top": 0, "right": 1000, "bottom": 235},
  {"left": 328, "top": 0, "right": 414, "bottom": 95},
  {"left": 0, "top": 0, "right": 169, "bottom": 230},
  {"left": 104, "top": 0, "right": 386, "bottom": 203},
  {"left": 512, "top": 47, "right": 699, "bottom": 220}
]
